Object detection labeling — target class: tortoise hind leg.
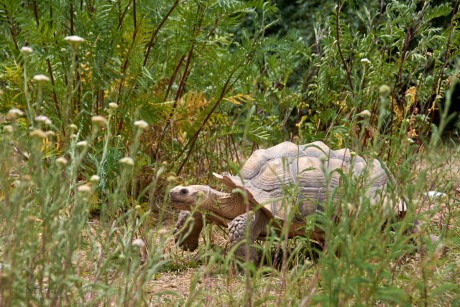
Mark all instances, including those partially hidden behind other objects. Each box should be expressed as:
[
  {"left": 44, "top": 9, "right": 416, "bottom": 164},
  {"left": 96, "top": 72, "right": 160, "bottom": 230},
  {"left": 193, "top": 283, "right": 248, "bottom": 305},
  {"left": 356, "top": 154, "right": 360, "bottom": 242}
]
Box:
[
  {"left": 174, "top": 211, "right": 204, "bottom": 251},
  {"left": 228, "top": 211, "right": 268, "bottom": 263}
]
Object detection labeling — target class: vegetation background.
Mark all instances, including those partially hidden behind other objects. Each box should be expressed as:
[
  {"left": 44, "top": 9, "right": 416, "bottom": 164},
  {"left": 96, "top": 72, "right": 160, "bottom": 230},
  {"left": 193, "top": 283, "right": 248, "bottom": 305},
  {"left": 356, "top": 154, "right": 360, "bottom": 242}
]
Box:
[{"left": 0, "top": 0, "right": 459, "bottom": 305}]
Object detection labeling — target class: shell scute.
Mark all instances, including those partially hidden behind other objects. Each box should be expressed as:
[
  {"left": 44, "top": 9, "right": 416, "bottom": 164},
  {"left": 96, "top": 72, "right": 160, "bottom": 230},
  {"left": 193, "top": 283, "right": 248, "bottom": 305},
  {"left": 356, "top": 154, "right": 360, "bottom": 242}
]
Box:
[{"left": 215, "top": 142, "right": 390, "bottom": 221}]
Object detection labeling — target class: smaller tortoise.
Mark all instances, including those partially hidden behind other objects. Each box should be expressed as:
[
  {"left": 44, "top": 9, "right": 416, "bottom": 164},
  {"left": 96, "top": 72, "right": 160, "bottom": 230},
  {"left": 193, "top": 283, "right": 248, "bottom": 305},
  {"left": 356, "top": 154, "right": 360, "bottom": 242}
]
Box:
[{"left": 170, "top": 141, "right": 404, "bottom": 262}]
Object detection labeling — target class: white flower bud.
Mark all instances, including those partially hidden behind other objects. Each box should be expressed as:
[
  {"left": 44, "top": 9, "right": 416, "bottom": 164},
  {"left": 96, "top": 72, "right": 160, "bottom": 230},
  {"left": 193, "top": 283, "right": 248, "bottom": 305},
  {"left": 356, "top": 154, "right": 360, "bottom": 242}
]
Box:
[
  {"left": 90, "top": 175, "right": 100, "bottom": 182},
  {"left": 134, "top": 120, "right": 149, "bottom": 130},
  {"left": 30, "top": 129, "right": 47, "bottom": 139},
  {"left": 4, "top": 125, "right": 13, "bottom": 133},
  {"left": 379, "top": 85, "right": 391, "bottom": 96},
  {"left": 6, "top": 108, "right": 24, "bottom": 120},
  {"left": 35, "top": 115, "right": 51, "bottom": 124},
  {"left": 77, "top": 184, "right": 92, "bottom": 193},
  {"left": 357, "top": 110, "right": 371, "bottom": 117},
  {"left": 76, "top": 140, "right": 88, "bottom": 148},
  {"left": 119, "top": 157, "right": 134, "bottom": 166},
  {"left": 33, "top": 74, "right": 50, "bottom": 83},
  {"left": 132, "top": 239, "right": 145, "bottom": 248},
  {"left": 64, "top": 35, "right": 85, "bottom": 47},
  {"left": 91, "top": 116, "right": 107, "bottom": 127},
  {"left": 20, "top": 46, "right": 33, "bottom": 54},
  {"left": 108, "top": 102, "right": 118, "bottom": 109},
  {"left": 56, "top": 156, "right": 68, "bottom": 166}
]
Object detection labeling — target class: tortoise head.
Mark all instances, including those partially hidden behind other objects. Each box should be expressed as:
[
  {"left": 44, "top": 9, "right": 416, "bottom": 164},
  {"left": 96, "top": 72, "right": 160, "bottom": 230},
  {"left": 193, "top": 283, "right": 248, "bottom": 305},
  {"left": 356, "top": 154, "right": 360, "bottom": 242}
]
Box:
[{"left": 169, "top": 185, "right": 212, "bottom": 210}]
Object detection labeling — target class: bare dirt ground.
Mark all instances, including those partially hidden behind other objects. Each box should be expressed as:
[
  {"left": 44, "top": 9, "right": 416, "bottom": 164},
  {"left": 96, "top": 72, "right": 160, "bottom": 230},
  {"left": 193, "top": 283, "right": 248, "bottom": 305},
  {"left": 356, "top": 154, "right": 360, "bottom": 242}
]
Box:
[{"left": 144, "top": 220, "right": 238, "bottom": 302}]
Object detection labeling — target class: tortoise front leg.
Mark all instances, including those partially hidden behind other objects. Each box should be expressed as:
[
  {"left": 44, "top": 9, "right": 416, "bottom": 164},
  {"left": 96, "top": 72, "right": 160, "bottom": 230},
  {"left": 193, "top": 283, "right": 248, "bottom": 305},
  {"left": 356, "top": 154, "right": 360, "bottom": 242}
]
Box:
[
  {"left": 174, "top": 211, "right": 204, "bottom": 251},
  {"left": 228, "top": 210, "right": 268, "bottom": 263}
]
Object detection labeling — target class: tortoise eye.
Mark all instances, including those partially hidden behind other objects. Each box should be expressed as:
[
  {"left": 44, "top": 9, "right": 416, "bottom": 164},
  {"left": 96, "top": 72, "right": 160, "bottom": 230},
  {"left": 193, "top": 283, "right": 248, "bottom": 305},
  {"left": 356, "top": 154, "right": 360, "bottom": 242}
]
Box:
[{"left": 180, "top": 188, "right": 188, "bottom": 195}]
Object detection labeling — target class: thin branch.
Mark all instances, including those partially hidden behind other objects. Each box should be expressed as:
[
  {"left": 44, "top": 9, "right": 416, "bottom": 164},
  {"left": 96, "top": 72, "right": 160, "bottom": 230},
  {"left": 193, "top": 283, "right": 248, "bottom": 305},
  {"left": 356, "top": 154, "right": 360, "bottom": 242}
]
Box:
[
  {"left": 335, "top": 1, "right": 354, "bottom": 92},
  {"left": 143, "top": 0, "right": 180, "bottom": 67},
  {"left": 117, "top": 0, "right": 133, "bottom": 31},
  {"left": 46, "top": 59, "right": 62, "bottom": 120},
  {"left": 176, "top": 72, "right": 236, "bottom": 175},
  {"left": 115, "top": 23, "right": 141, "bottom": 131},
  {"left": 133, "top": 0, "right": 137, "bottom": 30},
  {"left": 175, "top": 17, "right": 265, "bottom": 174},
  {"left": 70, "top": 0, "right": 74, "bottom": 35},
  {"left": 387, "top": 18, "right": 418, "bottom": 159},
  {"left": 422, "top": 2, "right": 459, "bottom": 139},
  {"left": 49, "top": 0, "right": 53, "bottom": 24},
  {"left": 152, "top": 55, "right": 185, "bottom": 161},
  {"left": 164, "top": 55, "right": 186, "bottom": 101},
  {"left": 154, "top": 5, "right": 205, "bottom": 160},
  {"left": 2, "top": 3, "right": 19, "bottom": 49},
  {"left": 393, "top": 26, "right": 414, "bottom": 103},
  {"left": 32, "top": 0, "right": 39, "bottom": 26}
]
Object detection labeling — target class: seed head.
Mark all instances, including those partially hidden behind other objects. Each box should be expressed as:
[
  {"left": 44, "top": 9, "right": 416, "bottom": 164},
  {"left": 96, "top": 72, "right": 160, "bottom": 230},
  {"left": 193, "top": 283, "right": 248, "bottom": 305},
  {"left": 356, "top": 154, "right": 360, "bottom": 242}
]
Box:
[
  {"left": 35, "top": 115, "right": 52, "bottom": 125},
  {"left": 134, "top": 120, "right": 149, "bottom": 130},
  {"left": 6, "top": 108, "right": 24, "bottom": 120},
  {"left": 90, "top": 175, "right": 100, "bottom": 183},
  {"left": 30, "top": 129, "right": 47, "bottom": 139},
  {"left": 20, "top": 46, "right": 33, "bottom": 54},
  {"left": 360, "top": 58, "right": 371, "bottom": 65},
  {"left": 76, "top": 140, "right": 88, "bottom": 148},
  {"left": 132, "top": 239, "right": 145, "bottom": 248},
  {"left": 56, "top": 156, "right": 68, "bottom": 166},
  {"left": 33, "top": 74, "right": 50, "bottom": 83},
  {"left": 4, "top": 125, "right": 13, "bottom": 133},
  {"left": 64, "top": 35, "right": 85, "bottom": 47},
  {"left": 91, "top": 116, "right": 108, "bottom": 127},
  {"left": 119, "top": 157, "right": 134, "bottom": 166},
  {"left": 108, "top": 102, "right": 118, "bottom": 109},
  {"left": 379, "top": 85, "right": 391, "bottom": 97},
  {"left": 77, "top": 184, "right": 92, "bottom": 193},
  {"left": 69, "top": 124, "right": 78, "bottom": 131},
  {"left": 357, "top": 110, "right": 371, "bottom": 118}
]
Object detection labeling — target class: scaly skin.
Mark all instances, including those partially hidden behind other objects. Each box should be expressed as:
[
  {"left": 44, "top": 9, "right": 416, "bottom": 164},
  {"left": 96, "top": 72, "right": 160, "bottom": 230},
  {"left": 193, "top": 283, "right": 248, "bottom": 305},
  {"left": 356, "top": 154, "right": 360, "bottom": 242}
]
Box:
[
  {"left": 170, "top": 184, "right": 270, "bottom": 261},
  {"left": 173, "top": 211, "right": 203, "bottom": 252},
  {"left": 169, "top": 185, "right": 246, "bottom": 218},
  {"left": 228, "top": 210, "right": 270, "bottom": 263}
]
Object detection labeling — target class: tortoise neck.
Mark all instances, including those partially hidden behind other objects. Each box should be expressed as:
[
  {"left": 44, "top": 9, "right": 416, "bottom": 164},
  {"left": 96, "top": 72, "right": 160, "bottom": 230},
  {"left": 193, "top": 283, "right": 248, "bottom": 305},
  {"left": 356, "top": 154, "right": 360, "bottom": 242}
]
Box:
[{"left": 205, "top": 188, "right": 248, "bottom": 219}]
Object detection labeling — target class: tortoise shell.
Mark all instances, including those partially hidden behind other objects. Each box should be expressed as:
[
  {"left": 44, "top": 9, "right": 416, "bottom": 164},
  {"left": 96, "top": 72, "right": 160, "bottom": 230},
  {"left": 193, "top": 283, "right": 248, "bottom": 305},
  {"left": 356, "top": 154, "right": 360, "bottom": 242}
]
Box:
[{"left": 214, "top": 141, "right": 391, "bottom": 222}]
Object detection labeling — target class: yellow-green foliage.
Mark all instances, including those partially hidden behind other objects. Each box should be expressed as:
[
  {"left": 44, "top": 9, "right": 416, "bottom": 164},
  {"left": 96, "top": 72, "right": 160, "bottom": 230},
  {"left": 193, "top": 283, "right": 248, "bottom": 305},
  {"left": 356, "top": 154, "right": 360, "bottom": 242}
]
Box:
[{"left": 0, "top": 0, "right": 459, "bottom": 305}]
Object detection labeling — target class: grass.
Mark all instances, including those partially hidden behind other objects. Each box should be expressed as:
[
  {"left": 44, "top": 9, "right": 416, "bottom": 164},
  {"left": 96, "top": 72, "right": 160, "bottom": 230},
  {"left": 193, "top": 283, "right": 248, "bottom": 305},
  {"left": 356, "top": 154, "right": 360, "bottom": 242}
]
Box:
[
  {"left": 1, "top": 110, "right": 460, "bottom": 305},
  {"left": 1, "top": 0, "right": 460, "bottom": 305}
]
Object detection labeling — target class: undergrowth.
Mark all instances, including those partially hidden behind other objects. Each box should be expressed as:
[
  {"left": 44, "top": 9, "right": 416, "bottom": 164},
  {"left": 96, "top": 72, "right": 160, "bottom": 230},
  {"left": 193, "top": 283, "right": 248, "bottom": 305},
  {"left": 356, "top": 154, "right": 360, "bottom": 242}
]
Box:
[{"left": 0, "top": 0, "right": 459, "bottom": 305}]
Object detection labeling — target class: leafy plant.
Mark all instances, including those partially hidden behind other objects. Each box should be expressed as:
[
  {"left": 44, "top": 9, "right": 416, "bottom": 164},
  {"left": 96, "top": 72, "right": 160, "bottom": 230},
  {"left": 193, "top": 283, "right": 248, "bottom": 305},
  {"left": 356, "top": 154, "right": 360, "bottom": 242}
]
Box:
[{"left": 0, "top": 0, "right": 459, "bottom": 305}]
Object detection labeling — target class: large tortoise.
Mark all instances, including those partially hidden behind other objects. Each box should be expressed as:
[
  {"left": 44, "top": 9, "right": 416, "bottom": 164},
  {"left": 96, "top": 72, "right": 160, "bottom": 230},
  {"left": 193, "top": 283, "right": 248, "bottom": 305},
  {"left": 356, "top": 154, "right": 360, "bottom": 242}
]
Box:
[{"left": 170, "top": 141, "right": 405, "bottom": 262}]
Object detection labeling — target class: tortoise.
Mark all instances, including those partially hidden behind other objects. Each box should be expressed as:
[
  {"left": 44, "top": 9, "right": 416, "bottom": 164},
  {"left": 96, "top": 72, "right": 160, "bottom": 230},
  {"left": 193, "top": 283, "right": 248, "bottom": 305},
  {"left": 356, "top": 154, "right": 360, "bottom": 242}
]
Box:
[{"left": 169, "top": 141, "right": 405, "bottom": 262}]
